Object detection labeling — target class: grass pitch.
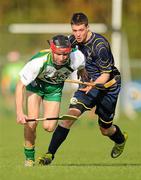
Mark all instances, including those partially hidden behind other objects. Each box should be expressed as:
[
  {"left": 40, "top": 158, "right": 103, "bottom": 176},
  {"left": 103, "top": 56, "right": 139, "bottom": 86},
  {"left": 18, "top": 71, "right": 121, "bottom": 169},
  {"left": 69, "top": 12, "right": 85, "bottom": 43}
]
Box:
[{"left": 0, "top": 95, "right": 141, "bottom": 180}]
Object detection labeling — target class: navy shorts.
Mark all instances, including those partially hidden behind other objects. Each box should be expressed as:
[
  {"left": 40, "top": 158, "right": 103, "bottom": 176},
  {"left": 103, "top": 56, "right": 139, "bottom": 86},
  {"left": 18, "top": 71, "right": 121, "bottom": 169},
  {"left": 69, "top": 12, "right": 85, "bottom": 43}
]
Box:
[{"left": 69, "top": 85, "right": 120, "bottom": 128}]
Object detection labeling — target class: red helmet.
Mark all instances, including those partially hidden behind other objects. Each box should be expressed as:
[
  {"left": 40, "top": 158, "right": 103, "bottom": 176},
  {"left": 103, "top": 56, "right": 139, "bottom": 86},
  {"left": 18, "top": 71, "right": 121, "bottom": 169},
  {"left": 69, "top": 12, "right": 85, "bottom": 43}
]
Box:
[{"left": 50, "top": 35, "right": 71, "bottom": 54}]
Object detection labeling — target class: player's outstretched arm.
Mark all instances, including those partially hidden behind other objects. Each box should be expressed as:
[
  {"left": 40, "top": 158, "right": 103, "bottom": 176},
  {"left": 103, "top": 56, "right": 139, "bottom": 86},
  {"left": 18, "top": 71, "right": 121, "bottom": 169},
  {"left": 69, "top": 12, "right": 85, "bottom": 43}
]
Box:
[{"left": 15, "top": 80, "right": 27, "bottom": 124}]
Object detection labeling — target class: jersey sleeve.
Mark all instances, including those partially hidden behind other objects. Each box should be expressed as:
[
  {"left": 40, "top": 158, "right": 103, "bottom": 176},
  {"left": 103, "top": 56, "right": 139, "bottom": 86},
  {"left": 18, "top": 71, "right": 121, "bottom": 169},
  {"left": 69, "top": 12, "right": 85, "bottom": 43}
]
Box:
[
  {"left": 69, "top": 49, "right": 85, "bottom": 71},
  {"left": 19, "top": 56, "right": 44, "bottom": 86},
  {"left": 95, "top": 41, "right": 113, "bottom": 73}
]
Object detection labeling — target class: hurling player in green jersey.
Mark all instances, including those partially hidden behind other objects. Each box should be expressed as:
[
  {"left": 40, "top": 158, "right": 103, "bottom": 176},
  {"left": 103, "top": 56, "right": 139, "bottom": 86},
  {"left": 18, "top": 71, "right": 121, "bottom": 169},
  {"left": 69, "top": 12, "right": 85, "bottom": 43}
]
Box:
[{"left": 15, "top": 35, "right": 87, "bottom": 167}]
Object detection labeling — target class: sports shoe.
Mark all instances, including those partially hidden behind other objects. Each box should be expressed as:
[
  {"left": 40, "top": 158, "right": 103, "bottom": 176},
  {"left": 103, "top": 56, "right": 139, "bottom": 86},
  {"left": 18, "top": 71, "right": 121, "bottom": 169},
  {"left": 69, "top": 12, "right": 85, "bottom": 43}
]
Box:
[
  {"left": 111, "top": 132, "right": 128, "bottom": 158},
  {"left": 24, "top": 159, "right": 35, "bottom": 167},
  {"left": 38, "top": 153, "right": 54, "bottom": 166}
]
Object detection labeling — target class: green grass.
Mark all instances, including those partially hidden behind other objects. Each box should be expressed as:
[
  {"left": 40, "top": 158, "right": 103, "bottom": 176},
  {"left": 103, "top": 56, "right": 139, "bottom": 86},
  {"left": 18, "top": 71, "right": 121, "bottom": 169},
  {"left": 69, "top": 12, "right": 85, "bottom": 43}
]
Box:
[{"left": 0, "top": 96, "right": 141, "bottom": 180}]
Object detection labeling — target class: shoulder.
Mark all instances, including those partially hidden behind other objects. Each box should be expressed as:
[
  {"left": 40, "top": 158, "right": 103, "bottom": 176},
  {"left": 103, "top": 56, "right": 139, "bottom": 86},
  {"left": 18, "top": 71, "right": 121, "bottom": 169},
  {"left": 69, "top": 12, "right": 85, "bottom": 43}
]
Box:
[
  {"left": 89, "top": 33, "right": 111, "bottom": 53},
  {"left": 30, "top": 49, "right": 51, "bottom": 60},
  {"left": 69, "top": 49, "right": 85, "bottom": 70},
  {"left": 94, "top": 33, "right": 110, "bottom": 45},
  {"left": 70, "top": 48, "right": 84, "bottom": 58},
  {"left": 23, "top": 49, "right": 52, "bottom": 69},
  {"left": 70, "top": 49, "right": 85, "bottom": 65}
]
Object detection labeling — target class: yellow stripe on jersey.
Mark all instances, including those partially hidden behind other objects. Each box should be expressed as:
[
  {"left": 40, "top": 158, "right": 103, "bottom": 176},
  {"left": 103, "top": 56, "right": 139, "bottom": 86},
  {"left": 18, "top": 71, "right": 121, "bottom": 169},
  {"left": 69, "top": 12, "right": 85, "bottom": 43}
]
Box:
[
  {"left": 99, "top": 117, "right": 113, "bottom": 124},
  {"left": 77, "top": 101, "right": 92, "bottom": 110}
]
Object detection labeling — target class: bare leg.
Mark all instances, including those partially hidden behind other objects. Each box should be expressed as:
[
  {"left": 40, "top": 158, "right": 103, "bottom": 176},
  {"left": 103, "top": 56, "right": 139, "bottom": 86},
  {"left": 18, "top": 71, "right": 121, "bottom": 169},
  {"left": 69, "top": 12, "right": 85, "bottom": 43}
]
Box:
[
  {"left": 60, "top": 108, "right": 81, "bottom": 128},
  {"left": 24, "top": 92, "right": 41, "bottom": 165},
  {"left": 24, "top": 92, "right": 41, "bottom": 147},
  {"left": 42, "top": 100, "right": 61, "bottom": 132}
]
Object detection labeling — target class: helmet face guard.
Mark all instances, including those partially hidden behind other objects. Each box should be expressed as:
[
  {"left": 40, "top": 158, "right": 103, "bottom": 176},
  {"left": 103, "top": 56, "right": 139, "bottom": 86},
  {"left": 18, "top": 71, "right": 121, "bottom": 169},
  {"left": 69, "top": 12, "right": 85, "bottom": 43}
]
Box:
[{"left": 50, "top": 35, "right": 72, "bottom": 54}]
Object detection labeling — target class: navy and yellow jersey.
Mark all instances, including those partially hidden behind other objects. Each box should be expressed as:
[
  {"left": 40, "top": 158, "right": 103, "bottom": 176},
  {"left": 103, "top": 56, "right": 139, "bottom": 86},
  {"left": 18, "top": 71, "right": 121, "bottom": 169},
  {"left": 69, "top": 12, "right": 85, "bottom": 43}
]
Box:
[
  {"left": 19, "top": 49, "right": 85, "bottom": 86},
  {"left": 69, "top": 32, "right": 120, "bottom": 81}
]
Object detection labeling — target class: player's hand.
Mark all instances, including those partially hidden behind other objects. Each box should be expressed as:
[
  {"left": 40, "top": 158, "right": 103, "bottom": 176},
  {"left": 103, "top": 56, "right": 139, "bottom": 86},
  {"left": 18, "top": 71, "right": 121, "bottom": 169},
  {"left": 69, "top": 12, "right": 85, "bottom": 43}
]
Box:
[
  {"left": 79, "top": 79, "right": 94, "bottom": 94},
  {"left": 16, "top": 113, "right": 27, "bottom": 125},
  {"left": 79, "top": 85, "right": 93, "bottom": 94}
]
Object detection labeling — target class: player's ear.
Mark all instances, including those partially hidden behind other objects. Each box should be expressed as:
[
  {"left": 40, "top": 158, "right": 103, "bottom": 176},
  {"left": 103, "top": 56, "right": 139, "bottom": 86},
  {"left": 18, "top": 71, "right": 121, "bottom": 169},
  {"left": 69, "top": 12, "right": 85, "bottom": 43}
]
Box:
[
  {"left": 47, "top": 40, "right": 50, "bottom": 45},
  {"left": 87, "top": 25, "right": 89, "bottom": 32}
]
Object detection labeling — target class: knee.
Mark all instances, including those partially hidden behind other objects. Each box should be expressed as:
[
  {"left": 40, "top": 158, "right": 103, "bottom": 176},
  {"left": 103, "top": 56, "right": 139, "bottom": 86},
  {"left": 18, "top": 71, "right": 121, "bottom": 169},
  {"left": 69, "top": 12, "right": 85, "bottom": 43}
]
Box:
[
  {"left": 98, "top": 117, "right": 113, "bottom": 136},
  {"left": 99, "top": 126, "right": 111, "bottom": 136},
  {"left": 43, "top": 124, "right": 55, "bottom": 132},
  {"left": 60, "top": 120, "right": 74, "bottom": 129},
  {"left": 25, "top": 122, "right": 37, "bottom": 131}
]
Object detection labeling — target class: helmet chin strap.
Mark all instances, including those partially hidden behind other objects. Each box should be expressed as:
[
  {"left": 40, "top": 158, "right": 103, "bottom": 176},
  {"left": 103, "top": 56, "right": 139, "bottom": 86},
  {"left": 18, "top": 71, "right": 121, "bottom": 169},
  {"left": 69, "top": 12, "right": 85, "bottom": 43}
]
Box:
[
  {"left": 53, "top": 58, "right": 69, "bottom": 68},
  {"left": 53, "top": 62, "right": 66, "bottom": 70}
]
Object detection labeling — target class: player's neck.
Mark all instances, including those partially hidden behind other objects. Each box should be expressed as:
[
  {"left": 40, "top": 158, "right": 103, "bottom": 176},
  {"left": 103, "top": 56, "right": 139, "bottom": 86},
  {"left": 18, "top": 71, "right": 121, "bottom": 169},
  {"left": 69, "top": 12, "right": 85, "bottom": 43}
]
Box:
[{"left": 85, "top": 31, "right": 92, "bottom": 42}]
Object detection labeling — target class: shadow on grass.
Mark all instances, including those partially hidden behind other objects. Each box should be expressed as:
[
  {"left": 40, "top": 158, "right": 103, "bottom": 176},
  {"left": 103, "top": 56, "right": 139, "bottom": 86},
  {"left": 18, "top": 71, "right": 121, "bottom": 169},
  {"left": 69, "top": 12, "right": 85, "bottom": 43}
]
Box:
[{"left": 52, "top": 163, "right": 141, "bottom": 167}]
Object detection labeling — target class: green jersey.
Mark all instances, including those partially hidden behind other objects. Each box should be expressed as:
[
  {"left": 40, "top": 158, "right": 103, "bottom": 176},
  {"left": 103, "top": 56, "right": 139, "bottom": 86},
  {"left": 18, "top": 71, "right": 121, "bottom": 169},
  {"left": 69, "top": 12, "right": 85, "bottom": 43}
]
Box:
[
  {"left": 19, "top": 49, "right": 85, "bottom": 86},
  {"left": 19, "top": 49, "right": 85, "bottom": 101}
]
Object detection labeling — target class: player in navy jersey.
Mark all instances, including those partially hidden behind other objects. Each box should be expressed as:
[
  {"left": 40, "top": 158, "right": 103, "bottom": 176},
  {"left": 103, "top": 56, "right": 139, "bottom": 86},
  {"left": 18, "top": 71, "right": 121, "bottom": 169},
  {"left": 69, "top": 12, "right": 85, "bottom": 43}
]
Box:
[{"left": 39, "top": 13, "right": 128, "bottom": 165}]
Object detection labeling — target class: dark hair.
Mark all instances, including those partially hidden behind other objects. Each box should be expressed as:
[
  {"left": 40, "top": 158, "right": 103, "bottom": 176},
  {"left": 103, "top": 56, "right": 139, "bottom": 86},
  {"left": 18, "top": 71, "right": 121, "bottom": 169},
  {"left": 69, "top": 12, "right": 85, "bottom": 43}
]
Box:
[{"left": 71, "top": 12, "right": 88, "bottom": 26}]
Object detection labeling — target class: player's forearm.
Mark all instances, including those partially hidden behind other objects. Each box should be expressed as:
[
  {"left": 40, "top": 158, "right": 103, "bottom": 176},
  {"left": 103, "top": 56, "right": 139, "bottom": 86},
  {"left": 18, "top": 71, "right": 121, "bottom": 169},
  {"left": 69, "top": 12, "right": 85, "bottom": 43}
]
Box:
[
  {"left": 94, "top": 73, "right": 110, "bottom": 84},
  {"left": 15, "top": 80, "right": 25, "bottom": 115}
]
